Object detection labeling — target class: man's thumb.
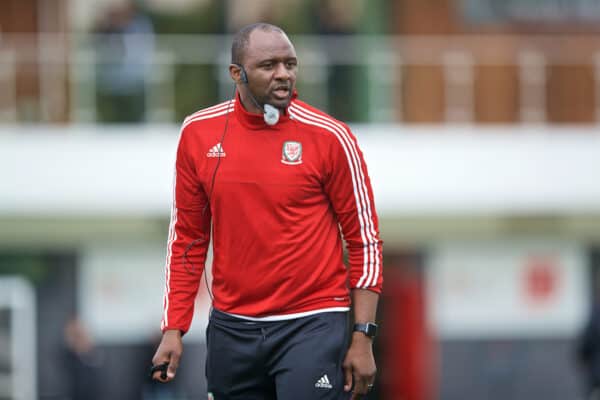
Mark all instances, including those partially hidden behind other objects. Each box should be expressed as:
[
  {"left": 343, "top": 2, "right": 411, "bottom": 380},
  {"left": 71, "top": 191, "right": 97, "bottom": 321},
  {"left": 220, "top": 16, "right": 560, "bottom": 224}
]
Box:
[{"left": 167, "top": 353, "right": 179, "bottom": 378}]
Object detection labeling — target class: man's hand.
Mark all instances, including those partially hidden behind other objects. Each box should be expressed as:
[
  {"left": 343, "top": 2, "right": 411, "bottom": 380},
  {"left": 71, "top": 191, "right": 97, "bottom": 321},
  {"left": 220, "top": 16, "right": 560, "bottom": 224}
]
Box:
[
  {"left": 151, "top": 329, "right": 183, "bottom": 382},
  {"left": 343, "top": 332, "right": 376, "bottom": 399}
]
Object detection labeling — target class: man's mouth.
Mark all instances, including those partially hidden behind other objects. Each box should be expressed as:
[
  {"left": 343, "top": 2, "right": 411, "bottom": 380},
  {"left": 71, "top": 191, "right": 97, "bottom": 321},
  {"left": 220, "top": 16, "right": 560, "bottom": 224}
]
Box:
[{"left": 272, "top": 86, "right": 290, "bottom": 99}]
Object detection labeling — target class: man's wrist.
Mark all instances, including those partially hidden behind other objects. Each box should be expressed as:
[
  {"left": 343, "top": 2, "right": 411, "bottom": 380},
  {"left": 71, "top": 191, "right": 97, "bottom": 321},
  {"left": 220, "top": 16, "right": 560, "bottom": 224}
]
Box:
[
  {"left": 163, "top": 329, "right": 183, "bottom": 338},
  {"left": 351, "top": 330, "right": 374, "bottom": 343},
  {"left": 353, "top": 322, "right": 378, "bottom": 339}
]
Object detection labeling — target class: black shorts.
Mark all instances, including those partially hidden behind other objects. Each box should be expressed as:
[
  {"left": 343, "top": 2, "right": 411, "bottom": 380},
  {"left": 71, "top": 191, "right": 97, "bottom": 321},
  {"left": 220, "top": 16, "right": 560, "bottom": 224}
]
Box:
[{"left": 206, "top": 309, "right": 351, "bottom": 400}]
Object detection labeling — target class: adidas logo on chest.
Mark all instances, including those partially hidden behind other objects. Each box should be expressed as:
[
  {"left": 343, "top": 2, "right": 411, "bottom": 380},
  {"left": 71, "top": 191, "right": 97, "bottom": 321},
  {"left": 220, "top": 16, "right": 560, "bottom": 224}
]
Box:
[{"left": 207, "top": 142, "right": 226, "bottom": 158}]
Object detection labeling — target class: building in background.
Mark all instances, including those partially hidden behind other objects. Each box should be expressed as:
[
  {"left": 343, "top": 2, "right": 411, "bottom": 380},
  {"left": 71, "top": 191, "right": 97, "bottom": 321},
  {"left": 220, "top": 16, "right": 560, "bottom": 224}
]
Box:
[
  {"left": 393, "top": 0, "right": 600, "bottom": 124},
  {"left": 0, "top": 0, "right": 69, "bottom": 123}
]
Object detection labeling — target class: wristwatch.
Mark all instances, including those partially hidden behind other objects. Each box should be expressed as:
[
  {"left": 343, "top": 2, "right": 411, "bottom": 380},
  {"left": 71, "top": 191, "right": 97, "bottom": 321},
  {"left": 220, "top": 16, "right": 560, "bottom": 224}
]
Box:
[{"left": 353, "top": 322, "right": 378, "bottom": 338}]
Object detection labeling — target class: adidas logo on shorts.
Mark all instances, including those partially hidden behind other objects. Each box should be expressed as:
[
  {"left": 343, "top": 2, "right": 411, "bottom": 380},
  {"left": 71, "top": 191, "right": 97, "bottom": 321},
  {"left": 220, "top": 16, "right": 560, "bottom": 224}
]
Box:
[{"left": 315, "top": 374, "right": 333, "bottom": 389}]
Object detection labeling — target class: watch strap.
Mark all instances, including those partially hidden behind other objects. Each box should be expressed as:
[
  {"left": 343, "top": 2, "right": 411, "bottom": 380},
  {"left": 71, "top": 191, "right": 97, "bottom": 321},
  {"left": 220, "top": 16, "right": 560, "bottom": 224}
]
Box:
[{"left": 353, "top": 322, "right": 378, "bottom": 338}]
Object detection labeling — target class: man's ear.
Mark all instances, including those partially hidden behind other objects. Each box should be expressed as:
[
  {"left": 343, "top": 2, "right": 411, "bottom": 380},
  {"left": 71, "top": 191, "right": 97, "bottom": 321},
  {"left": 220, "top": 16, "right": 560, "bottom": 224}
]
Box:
[{"left": 229, "top": 64, "right": 244, "bottom": 84}]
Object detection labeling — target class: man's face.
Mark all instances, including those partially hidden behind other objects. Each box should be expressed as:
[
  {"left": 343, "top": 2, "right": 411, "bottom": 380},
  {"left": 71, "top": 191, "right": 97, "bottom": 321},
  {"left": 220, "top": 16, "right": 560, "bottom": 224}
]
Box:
[{"left": 240, "top": 30, "right": 298, "bottom": 110}]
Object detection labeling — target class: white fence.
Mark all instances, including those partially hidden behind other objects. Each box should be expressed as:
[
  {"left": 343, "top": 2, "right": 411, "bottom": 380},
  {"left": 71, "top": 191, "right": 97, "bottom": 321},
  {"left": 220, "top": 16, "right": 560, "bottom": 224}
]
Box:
[{"left": 2, "top": 34, "right": 600, "bottom": 124}]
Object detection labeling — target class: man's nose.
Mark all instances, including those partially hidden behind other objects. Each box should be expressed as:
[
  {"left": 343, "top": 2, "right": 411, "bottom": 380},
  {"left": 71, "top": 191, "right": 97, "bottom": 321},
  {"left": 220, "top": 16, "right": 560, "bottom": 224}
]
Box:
[{"left": 273, "top": 63, "right": 290, "bottom": 80}]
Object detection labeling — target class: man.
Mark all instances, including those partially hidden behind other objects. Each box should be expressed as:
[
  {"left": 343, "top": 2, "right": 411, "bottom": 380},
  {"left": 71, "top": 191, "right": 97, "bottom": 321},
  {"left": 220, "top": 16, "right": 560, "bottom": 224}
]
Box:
[
  {"left": 151, "top": 23, "right": 383, "bottom": 400},
  {"left": 94, "top": 0, "right": 154, "bottom": 123}
]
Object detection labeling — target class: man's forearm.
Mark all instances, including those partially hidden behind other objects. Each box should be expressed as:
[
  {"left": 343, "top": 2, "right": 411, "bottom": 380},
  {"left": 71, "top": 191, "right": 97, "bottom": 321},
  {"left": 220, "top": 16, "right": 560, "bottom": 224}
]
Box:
[
  {"left": 351, "top": 288, "right": 379, "bottom": 324},
  {"left": 343, "top": 288, "right": 379, "bottom": 396}
]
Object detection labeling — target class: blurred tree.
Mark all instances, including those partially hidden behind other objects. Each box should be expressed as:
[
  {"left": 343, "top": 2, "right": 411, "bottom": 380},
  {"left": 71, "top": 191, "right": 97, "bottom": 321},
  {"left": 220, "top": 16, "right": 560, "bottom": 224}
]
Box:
[
  {"left": 310, "top": 0, "right": 392, "bottom": 122},
  {"left": 0, "top": 254, "right": 48, "bottom": 285},
  {"left": 173, "top": 64, "right": 220, "bottom": 123},
  {"left": 148, "top": 0, "right": 225, "bottom": 34},
  {"left": 146, "top": 1, "right": 225, "bottom": 122}
]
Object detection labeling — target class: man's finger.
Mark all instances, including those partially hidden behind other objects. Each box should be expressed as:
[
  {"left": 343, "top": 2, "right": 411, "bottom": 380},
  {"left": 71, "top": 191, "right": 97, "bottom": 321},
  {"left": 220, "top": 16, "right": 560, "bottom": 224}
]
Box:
[
  {"left": 350, "top": 380, "right": 364, "bottom": 400},
  {"left": 167, "top": 352, "right": 180, "bottom": 379},
  {"left": 351, "top": 371, "right": 373, "bottom": 399},
  {"left": 343, "top": 363, "right": 353, "bottom": 392}
]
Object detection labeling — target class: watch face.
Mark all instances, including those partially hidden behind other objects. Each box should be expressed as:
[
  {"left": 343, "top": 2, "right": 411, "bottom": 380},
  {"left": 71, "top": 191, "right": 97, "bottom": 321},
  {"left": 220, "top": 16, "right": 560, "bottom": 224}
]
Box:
[{"left": 365, "top": 323, "right": 378, "bottom": 337}]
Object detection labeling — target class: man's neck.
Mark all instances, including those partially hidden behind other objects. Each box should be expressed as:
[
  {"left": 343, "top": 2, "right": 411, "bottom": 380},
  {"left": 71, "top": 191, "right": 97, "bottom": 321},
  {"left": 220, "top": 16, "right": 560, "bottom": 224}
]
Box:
[{"left": 239, "top": 87, "right": 264, "bottom": 115}]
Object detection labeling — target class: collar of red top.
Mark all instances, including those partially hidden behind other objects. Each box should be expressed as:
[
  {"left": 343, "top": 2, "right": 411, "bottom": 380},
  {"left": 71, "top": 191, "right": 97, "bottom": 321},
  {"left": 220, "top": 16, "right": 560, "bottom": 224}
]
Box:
[{"left": 233, "top": 90, "right": 297, "bottom": 130}]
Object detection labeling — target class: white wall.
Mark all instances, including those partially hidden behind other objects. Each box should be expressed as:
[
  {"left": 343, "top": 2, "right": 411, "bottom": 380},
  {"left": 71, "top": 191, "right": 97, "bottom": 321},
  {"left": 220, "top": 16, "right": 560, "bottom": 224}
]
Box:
[{"left": 1, "top": 124, "right": 600, "bottom": 217}]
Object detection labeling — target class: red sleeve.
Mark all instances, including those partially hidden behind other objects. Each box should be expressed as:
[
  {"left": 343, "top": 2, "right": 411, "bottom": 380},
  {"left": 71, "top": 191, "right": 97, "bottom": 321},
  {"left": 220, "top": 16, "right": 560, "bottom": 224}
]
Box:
[
  {"left": 323, "top": 123, "right": 383, "bottom": 293},
  {"left": 161, "top": 125, "right": 211, "bottom": 334}
]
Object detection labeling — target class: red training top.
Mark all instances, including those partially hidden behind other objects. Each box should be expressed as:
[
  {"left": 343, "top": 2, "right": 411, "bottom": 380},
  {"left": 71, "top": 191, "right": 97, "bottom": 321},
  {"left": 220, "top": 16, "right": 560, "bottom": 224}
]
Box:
[{"left": 161, "top": 92, "right": 383, "bottom": 334}]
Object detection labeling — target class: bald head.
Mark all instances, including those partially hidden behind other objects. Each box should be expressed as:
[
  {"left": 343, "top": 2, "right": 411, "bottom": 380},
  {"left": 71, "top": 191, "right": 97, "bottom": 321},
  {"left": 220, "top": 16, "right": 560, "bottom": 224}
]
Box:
[
  {"left": 228, "top": 22, "right": 297, "bottom": 113},
  {"left": 231, "top": 23, "right": 286, "bottom": 65}
]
